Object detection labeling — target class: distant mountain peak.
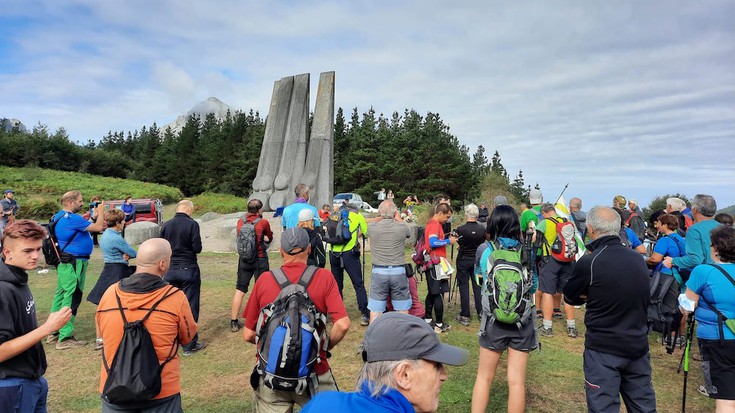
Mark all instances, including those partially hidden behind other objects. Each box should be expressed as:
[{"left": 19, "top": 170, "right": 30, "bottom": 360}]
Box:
[
  {"left": 161, "top": 97, "right": 236, "bottom": 135},
  {"left": 1, "top": 118, "right": 27, "bottom": 133}
]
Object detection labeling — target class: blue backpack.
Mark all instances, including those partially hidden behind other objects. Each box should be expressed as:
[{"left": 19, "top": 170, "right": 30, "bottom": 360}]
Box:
[
  {"left": 323, "top": 209, "right": 353, "bottom": 245},
  {"left": 255, "top": 266, "right": 327, "bottom": 396}
]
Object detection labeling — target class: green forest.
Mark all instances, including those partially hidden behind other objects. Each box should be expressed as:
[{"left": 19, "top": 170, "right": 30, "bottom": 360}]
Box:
[{"left": 0, "top": 109, "right": 530, "bottom": 204}]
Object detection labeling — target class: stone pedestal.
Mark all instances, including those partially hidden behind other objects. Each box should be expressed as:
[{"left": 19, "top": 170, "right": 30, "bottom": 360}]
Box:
[{"left": 124, "top": 222, "right": 160, "bottom": 245}]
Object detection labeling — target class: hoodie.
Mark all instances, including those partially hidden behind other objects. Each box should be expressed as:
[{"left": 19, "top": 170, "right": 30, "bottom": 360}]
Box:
[{"left": 0, "top": 261, "right": 46, "bottom": 379}]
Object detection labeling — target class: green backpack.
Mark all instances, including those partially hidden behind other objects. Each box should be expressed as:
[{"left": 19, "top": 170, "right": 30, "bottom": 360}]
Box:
[{"left": 481, "top": 242, "right": 532, "bottom": 327}]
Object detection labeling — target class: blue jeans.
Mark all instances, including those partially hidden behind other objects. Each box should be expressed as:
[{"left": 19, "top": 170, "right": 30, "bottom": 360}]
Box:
[
  {"left": 0, "top": 376, "right": 48, "bottom": 413},
  {"left": 164, "top": 266, "right": 201, "bottom": 351}
]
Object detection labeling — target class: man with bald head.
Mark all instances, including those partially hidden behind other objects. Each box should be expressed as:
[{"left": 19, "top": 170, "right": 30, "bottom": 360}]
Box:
[
  {"left": 97, "top": 238, "right": 197, "bottom": 412},
  {"left": 160, "top": 200, "right": 205, "bottom": 355}
]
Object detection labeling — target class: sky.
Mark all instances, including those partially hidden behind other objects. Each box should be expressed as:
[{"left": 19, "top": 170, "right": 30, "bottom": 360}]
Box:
[{"left": 2, "top": 0, "right": 734, "bottom": 210}]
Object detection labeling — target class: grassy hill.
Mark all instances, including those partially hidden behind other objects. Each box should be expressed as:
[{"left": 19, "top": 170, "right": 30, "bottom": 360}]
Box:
[{"left": 0, "top": 166, "right": 184, "bottom": 219}]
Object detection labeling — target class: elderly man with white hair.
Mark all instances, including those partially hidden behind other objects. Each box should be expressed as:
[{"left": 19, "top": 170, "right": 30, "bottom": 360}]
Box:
[
  {"left": 453, "top": 203, "right": 487, "bottom": 326},
  {"left": 366, "top": 200, "right": 412, "bottom": 322}
]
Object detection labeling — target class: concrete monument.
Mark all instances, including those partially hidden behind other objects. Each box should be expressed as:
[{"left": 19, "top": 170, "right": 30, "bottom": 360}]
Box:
[{"left": 251, "top": 72, "right": 335, "bottom": 211}]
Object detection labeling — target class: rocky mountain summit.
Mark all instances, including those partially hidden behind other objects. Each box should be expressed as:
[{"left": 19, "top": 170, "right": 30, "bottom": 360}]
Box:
[
  {"left": 1, "top": 118, "right": 27, "bottom": 133},
  {"left": 160, "top": 97, "right": 235, "bottom": 136}
]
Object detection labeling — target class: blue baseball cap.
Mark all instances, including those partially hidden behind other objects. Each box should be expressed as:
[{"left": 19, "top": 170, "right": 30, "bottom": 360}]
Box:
[{"left": 3, "top": 189, "right": 14, "bottom": 194}]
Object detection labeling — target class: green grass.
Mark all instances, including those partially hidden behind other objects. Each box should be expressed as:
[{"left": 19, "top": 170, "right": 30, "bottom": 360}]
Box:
[
  {"left": 34, "top": 249, "right": 715, "bottom": 412},
  {"left": 189, "top": 192, "right": 248, "bottom": 214},
  {"left": 0, "top": 166, "right": 183, "bottom": 219}
]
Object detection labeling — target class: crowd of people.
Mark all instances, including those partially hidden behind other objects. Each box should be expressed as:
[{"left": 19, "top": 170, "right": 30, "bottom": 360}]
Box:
[{"left": 0, "top": 184, "right": 733, "bottom": 412}]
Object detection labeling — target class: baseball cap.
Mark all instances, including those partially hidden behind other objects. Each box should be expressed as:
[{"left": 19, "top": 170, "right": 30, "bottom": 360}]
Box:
[
  {"left": 280, "top": 227, "right": 309, "bottom": 255},
  {"left": 298, "top": 208, "right": 315, "bottom": 222},
  {"left": 493, "top": 195, "right": 509, "bottom": 206},
  {"left": 361, "top": 313, "right": 469, "bottom": 366},
  {"left": 3, "top": 189, "right": 14, "bottom": 194},
  {"left": 529, "top": 189, "right": 543, "bottom": 204}
]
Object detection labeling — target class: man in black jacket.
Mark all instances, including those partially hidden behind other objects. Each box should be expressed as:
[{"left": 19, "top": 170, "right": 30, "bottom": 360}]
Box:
[
  {"left": 564, "top": 206, "right": 656, "bottom": 413},
  {"left": 0, "top": 220, "right": 71, "bottom": 411},
  {"left": 161, "top": 200, "right": 205, "bottom": 355}
]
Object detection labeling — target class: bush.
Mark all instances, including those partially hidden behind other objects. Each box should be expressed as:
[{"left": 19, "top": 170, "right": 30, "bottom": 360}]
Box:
[{"left": 190, "top": 192, "right": 248, "bottom": 214}]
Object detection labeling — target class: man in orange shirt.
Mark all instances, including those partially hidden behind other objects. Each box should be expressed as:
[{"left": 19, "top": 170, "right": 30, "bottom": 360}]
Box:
[
  {"left": 423, "top": 203, "right": 458, "bottom": 333},
  {"left": 97, "top": 238, "right": 197, "bottom": 412}
]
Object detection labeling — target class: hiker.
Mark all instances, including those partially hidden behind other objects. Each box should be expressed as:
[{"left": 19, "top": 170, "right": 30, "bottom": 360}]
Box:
[
  {"left": 281, "top": 183, "right": 320, "bottom": 230},
  {"left": 96, "top": 238, "right": 197, "bottom": 412},
  {"left": 121, "top": 196, "right": 135, "bottom": 224},
  {"left": 519, "top": 189, "right": 543, "bottom": 313},
  {"left": 87, "top": 195, "right": 102, "bottom": 245},
  {"left": 564, "top": 206, "right": 657, "bottom": 413},
  {"left": 86, "top": 209, "right": 137, "bottom": 350},
  {"left": 423, "top": 202, "right": 458, "bottom": 333},
  {"left": 301, "top": 312, "right": 469, "bottom": 413},
  {"left": 318, "top": 204, "right": 331, "bottom": 225},
  {"left": 297, "top": 209, "right": 326, "bottom": 268},
  {"left": 327, "top": 204, "right": 371, "bottom": 326},
  {"left": 377, "top": 188, "right": 385, "bottom": 201},
  {"left": 680, "top": 225, "right": 735, "bottom": 410},
  {"left": 569, "top": 197, "right": 587, "bottom": 239},
  {"left": 492, "top": 195, "right": 509, "bottom": 208},
  {"left": 646, "top": 214, "right": 686, "bottom": 285},
  {"left": 477, "top": 203, "right": 489, "bottom": 224},
  {"left": 231, "top": 199, "right": 272, "bottom": 332},
  {"left": 612, "top": 195, "right": 631, "bottom": 224},
  {"left": 628, "top": 198, "right": 644, "bottom": 219},
  {"left": 0, "top": 189, "right": 19, "bottom": 236},
  {"left": 386, "top": 189, "right": 394, "bottom": 201},
  {"left": 624, "top": 197, "right": 646, "bottom": 241},
  {"left": 454, "top": 203, "right": 486, "bottom": 325},
  {"left": 472, "top": 205, "right": 538, "bottom": 413},
  {"left": 0, "top": 220, "right": 72, "bottom": 411},
  {"left": 714, "top": 213, "right": 733, "bottom": 227},
  {"left": 366, "top": 200, "right": 411, "bottom": 322},
  {"left": 664, "top": 194, "right": 720, "bottom": 275},
  {"left": 241, "top": 227, "right": 350, "bottom": 411},
  {"left": 536, "top": 203, "right": 578, "bottom": 338},
  {"left": 160, "top": 200, "right": 206, "bottom": 355},
  {"left": 47, "top": 190, "right": 106, "bottom": 349},
  {"left": 666, "top": 197, "right": 692, "bottom": 235}
]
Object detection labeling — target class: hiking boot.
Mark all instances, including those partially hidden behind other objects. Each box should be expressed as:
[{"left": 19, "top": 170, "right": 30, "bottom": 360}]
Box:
[
  {"left": 182, "top": 341, "right": 207, "bottom": 356},
  {"left": 94, "top": 338, "right": 104, "bottom": 351},
  {"left": 553, "top": 309, "right": 563, "bottom": 319},
  {"left": 567, "top": 326, "right": 578, "bottom": 338},
  {"left": 230, "top": 319, "right": 242, "bottom": 332},
  {"left": 360, "top": 315, "right": 370, "bottom": 327},
  {"left": 454, "top": 314, "right": 471, "bottom": 327},
  {"left": 434, "top": 323, "right": 451, "bottom": 334},
  {"left": 46, "top": 332, "right": 59, "bottom": 344},
  {"left": 539, "top": 326, "right": 554, "bottom": 337},
  {"left": 56, "top": 337, "right": 87, "bottom": 350}
]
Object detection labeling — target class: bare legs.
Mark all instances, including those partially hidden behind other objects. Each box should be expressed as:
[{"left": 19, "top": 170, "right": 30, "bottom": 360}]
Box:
[{"left": 472, "top": 347, "right": 529, "bottom": 413}]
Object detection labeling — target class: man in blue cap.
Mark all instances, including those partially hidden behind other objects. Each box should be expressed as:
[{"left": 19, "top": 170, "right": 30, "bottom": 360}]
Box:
[
  {"left": 0, "top": 189, "right": 19, "bottom": 236},
  {"left": 302, "top": 312, "right": 469, "bottom": 412}
]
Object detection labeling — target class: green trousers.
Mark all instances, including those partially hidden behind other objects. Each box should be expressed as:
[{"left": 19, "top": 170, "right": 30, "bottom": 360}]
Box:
[{"left": 50, "top": 259, "right": 88, "bottom": 341}]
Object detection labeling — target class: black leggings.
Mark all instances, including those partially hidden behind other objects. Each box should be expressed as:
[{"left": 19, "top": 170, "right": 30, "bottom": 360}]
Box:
[{"left": 424, "top": 267, "right": 448, "bottom": 323}]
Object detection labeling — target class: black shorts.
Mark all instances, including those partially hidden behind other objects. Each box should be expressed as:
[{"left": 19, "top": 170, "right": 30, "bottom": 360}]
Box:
[
  {"left": 479, "top": 309, "right": 539, "bottom": 352},
  {"left": 425, "top": 267, "right": 449, "bottom": 295},
  {"left": 537, "top": 257, "right": 574, "bottom": 294},
  {"left": 700, "top": 338, "right": 735, "bottom": 400},
  {"left": 236, "top": 256, "right": 269, "bottom": 293}
]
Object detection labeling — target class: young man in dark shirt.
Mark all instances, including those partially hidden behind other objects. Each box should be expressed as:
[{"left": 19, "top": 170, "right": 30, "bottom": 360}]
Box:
[
  {"left": 0, "top": 220, "right": 71, "bottom": 411},
  {"left": 564, "top": 206, "right": 656, "bottom": 413}
]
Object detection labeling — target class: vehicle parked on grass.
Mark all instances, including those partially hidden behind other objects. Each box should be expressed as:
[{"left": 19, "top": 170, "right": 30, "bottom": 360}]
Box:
[
  {"left": 361, "top": 202, "right": 378, "bottom": 213},
  {"left": 106, "top": 199, "right": 164, "bottom": 226},
  {"left": 332, "top": 192, "right": 363, "bottom": 209}
]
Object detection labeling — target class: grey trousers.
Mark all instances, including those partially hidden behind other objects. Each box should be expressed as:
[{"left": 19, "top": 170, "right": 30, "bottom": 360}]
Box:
[{"left": 583, "top": 348, "right": 657, "bottom": 413}]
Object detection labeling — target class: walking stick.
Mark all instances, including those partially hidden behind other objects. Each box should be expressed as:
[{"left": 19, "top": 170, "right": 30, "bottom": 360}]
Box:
[
  {"left": 553, "top": 183, "right": 569, "bottom": 205},
  {"left": 679, "top": 313, "right": 695, "bottom": 413},
  {"left": 361, "top": 236, "right": 366, "bottom": 276},
  {"left": 449, "top": 270, "right": 459, "bottom": 306}
]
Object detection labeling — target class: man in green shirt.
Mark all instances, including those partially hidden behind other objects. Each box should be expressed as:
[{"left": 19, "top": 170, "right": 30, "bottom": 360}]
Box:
[{"left": 328, "top": 206, "right": 370, "bottom": 326}]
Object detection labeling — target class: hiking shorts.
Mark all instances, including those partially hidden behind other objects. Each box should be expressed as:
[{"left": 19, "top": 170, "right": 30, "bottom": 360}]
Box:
[
  {"left": 368, "top": 265, "right": 411, "bottom": 312},
  {"left": 700, "top": 338, "right": 735, "bottom": 400},
  {"left": 236, "top": 256, "right": 269, "bottom": 293},
  {"left": 538, "top": 257, "right": 573, "bottom": 295},
  {"left": 479, "top": 310, "right": 539, "bottom": 352}
]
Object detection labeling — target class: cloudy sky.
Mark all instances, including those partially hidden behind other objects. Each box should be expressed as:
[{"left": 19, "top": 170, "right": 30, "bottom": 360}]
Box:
[{"left": 2, "top": 1, "right": 734, "bottom": 210}]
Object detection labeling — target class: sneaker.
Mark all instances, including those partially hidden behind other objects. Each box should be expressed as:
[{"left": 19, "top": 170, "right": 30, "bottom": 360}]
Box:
[
  {"left": 360, "top": 315, "right": 370, "bottom": 327},
  {"left": 46, "top": 332, "right": 59, "bottom": 344},
  {"left": 698, "top": 385, "right": 709, "bottom": 397},
  {"left": 539, "top": 326, "right": 554, "bottom": 337},
  {"left": 553, "top": 309, "right": 563, "bottom": 319},
  {"left": 94, "top": 338, "right": 104, "bottom": 351},
  {"left": 230, "top": 319, "right": 241, "bottom": 332},
  {"left": 676, "top": 336, "right": 686, "bottom": 348},
  {"left": 182, "top": 341, "right": 207, "bottom": 356},
  {"left": 37, "top": 269, "right": 49, "bottom": 274},
  {"left": 56, "top": 336, "right": 87, "bottom": 350},
  {"left": 434, "top": 323, "right": 451, "bottom": 334},
  {"left": 567, "top": 326, "right": 578, "bottom": 338},
  {"left": 454, "top": 314, "right": 471, "bottom": 327}
]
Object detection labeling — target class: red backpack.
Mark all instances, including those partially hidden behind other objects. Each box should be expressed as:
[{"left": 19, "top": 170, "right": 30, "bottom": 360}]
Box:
[{"left": 546, "top": 217, "right": 578, "bottom": 262}]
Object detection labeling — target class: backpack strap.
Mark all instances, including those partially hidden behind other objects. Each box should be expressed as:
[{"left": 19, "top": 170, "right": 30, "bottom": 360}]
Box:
[
  {"left": 270, "top": 268, "right": 292, "bottom": 290},
  {"left": 297, "top": 266, "right": 319, "bottom": 289},
  {"left": 52, "top": 212, "right": 80, "bottom": 255},
  {"left": 698, "top": 265, "right": 735, "bottom": 344}
]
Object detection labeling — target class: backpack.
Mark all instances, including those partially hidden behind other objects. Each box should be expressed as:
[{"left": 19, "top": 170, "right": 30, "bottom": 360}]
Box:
[
  {"left": 236, "top": 217, "right": 262, "bottom": 262},
  {"left": 102, "top": 285, "right": 180, "bottom": 405},
  {"left": 323, "top": 209, "right": 353, "bottom": 245},
  {"left": 411, "top": 227, "right": 440, "bottom": 274},
  {"left": 255, "top": 266, "right": 327, "bottom": 396},
  {"left": 481, "top": 242, "right": 533, "bottom": 328},
  {"left": 625, "top": 212, "right": 646, "bottom": 241},
  {"left": 618, "top": 228, "right": 631, "bottom": 248},
  {"left": 41, "top": 213, "right": 79, "bottom": 267},
  {"left": 647, "top": 271, "right": 681, "bottom": 354},
  {"left": 544, "top": 217, "right": 578, "bottom": 262}
]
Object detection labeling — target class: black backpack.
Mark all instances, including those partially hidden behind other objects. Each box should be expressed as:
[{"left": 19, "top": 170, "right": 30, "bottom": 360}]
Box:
[
  {"left": 647, "top": 271, "right": 682, "bottom": 354},
  {"left": 102, "top": 285, "right": 180, "bottom": 405},
  {"left": 323, "top": 209, "right": 354, "bottom": 245},
  {"left": 41, "top": 213, "right": 79, "bottom": 267}
]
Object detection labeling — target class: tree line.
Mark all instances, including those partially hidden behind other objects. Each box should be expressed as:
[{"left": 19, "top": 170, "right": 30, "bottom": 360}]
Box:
[{"left": 1, "top": 111, "right": 529, "bottom": 204}]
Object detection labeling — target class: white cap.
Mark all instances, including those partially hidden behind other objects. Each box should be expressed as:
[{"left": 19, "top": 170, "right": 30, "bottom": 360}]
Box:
[{"left": 298, "top": 208, "right": 315, "bottom": 222}]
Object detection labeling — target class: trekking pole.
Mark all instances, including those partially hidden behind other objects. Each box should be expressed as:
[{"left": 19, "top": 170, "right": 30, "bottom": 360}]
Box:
[
  {"left": 679, "top": 313, "right": 695, "bottom": 413},
  {"left": 449, "top": 272, "right": 459, "bottom": 306},
  {"left": 362, "top": 236, "right": 366, "bottom": 276},
  {"left": 554, "top": 183, "right": 569, "bottom": 204}
]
